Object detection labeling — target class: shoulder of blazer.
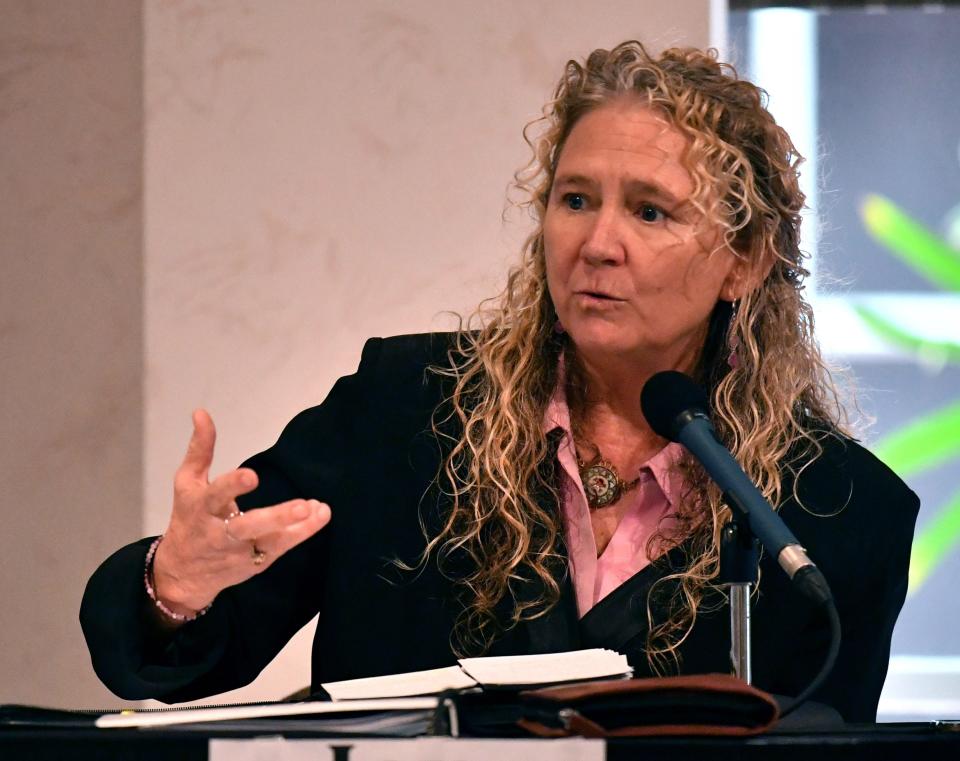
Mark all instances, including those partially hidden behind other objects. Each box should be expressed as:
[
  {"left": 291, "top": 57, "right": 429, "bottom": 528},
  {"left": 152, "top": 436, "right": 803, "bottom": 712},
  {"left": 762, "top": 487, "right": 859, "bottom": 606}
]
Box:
[
  {"left": 356, "top": 332, "right": 462, "bottom": 377},
  {"left": 781, "top": 427, "right": 920, "bottom": 539},
  {"left": 256, "top": 333, "right": 459, "bottom": 464},
  {"left": 352, "top": 332, "right": 464, "bottom": 413}
]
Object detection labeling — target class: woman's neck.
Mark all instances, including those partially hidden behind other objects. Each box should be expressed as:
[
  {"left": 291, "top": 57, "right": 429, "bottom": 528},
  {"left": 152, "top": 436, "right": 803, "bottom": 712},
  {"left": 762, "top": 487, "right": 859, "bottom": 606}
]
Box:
[{"left": 566, "top": 345, "right": 694, "bottom": 462}]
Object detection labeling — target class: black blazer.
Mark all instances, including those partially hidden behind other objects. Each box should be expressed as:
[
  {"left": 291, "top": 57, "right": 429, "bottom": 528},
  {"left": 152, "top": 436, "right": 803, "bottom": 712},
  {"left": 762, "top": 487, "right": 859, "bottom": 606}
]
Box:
[{"left": 80, "top": 333, "right": 919, "bottom": 722}]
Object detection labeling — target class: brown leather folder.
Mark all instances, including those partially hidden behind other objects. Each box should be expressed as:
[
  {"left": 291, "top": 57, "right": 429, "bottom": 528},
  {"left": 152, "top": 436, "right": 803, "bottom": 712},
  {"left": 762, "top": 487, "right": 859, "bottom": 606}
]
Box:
[{"left": 517, "top": 673, "right": 780, "bottom": 737}]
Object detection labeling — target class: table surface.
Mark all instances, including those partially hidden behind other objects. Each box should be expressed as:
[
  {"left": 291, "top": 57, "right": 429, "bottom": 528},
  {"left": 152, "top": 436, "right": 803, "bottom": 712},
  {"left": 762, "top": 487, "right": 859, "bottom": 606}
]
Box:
[{"left": 3, "top": 721, "right": 960, "bottom": 761}]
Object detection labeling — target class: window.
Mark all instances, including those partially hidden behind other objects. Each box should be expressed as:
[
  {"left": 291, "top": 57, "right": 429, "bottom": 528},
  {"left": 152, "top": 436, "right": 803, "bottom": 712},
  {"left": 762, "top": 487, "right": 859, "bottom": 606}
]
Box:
[{"left": 730, "top": 3, "right": 960, "bottom": 720}]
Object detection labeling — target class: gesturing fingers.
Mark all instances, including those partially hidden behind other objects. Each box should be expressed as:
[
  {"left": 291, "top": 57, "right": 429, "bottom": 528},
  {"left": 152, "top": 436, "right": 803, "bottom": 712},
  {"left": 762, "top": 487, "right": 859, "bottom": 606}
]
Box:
[
  {"left": 156, "top": 495, "right": 332, "bottom": 611},
  {"left": 222, "top": 499, "right": 330, "bottom": 546},
  {"left": 216, "top": 499, "right": 329, "bottom": 577},
  {"left": 248, "top": 504, "right": 332, "bottom": 571},
  {"left": 204, "top": 467, "right": 259, "bottom": 517},
  {"left": 176, "top": 409, "right": 217, "bottom": 489}
]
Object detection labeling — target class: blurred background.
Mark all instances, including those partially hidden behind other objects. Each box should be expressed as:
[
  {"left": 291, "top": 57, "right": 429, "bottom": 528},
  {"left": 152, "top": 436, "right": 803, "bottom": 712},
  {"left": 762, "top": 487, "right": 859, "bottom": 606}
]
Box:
[
  {"left": 729, "top": 2, "right": 960, "bottom": 719},
  {"left": 1, "top": 0, "right": 956, "bottom": 719}
]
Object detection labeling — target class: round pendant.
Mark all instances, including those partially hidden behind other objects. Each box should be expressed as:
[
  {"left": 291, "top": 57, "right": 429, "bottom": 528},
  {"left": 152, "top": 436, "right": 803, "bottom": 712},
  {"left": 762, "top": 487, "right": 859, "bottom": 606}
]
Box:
[{"left": 582, "top": 462, "right": 620, "bottom": 509}]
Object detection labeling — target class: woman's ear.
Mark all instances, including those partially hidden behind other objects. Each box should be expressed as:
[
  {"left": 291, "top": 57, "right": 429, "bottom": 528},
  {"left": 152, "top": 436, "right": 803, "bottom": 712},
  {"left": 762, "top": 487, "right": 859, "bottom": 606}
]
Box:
[{"left": 719, "top": 244, "right": 775, "bottom": 302}]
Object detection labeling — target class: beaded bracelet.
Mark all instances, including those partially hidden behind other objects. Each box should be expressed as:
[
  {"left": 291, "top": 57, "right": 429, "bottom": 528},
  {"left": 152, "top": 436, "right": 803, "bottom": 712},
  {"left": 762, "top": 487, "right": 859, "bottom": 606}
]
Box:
[{"left": 144, "top": 535, "right": 212, "bottom": 623}]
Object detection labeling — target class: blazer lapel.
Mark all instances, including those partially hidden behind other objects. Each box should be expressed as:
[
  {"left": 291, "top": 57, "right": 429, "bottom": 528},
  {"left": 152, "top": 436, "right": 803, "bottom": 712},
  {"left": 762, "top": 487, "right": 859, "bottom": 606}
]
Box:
[
  {"left": 511, "top": 428, "right": 582, "bottom": 653},
  {"left": 577, "top": 546, "right": 686, "bottom": 651}
]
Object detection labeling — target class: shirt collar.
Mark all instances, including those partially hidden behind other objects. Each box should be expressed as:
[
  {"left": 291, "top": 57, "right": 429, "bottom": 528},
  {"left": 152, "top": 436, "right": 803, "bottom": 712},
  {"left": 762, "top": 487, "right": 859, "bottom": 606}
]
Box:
[{"left": 542, "top": 354, "right": 685, "bottom": 507}]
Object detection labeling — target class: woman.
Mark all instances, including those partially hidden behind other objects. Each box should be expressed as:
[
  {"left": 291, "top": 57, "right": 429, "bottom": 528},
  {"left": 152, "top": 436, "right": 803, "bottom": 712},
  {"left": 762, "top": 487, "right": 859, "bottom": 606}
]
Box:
[{"left": 81, "top": 42, "right": 918, "bottom": 722}]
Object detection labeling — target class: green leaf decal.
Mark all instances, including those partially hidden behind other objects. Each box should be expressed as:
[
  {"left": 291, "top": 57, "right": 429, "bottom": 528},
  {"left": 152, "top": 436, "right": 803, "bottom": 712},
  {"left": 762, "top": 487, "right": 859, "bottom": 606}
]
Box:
[
  {"left": 857, "top": 193, "right": 960, "bottom": 595},
  {"left": 853, "top": 305, "right": 960, "bottom": 365},
  {"left": 871, "top": 398, "right": 960, "bottom": 478},
  {"left": 909, "top": 487, "right": 960, "bottom": 595},
  {"left": 861, "top": 193, "right": 960, "bottom": 291}
]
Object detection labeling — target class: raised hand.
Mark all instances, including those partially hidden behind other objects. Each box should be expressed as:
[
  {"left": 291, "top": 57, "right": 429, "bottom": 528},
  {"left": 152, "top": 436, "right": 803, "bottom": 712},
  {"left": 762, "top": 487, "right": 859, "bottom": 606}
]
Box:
[{"left": 150, "top": 409, "right": 331, "bottom": 621}]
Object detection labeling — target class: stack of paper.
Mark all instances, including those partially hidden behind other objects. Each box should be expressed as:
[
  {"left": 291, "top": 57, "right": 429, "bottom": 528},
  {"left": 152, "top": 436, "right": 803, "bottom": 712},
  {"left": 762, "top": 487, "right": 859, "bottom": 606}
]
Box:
[
  {"left": 93, "top": 648, "right": 632, "bottom": 731},
  {"left": 323, "top": 648, "right": 631, "bottom": 700}
]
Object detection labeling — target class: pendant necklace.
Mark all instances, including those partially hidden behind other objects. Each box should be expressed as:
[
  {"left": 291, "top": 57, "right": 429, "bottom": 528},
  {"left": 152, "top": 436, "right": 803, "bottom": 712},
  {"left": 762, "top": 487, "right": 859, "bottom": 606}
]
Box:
[{"left": 575, "top": 441, "right": 642, "bottom": 510}]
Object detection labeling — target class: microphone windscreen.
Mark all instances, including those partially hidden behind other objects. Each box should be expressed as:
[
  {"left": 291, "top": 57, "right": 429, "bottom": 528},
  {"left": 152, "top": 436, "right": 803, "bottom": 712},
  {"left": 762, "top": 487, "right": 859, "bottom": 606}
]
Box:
[{"left": 641, "top": 371, "right": 709, "bottom": 441}]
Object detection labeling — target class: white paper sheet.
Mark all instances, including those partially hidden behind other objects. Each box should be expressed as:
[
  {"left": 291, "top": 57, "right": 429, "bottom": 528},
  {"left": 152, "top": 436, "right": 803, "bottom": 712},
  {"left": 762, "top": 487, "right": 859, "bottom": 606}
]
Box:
[
  {"left": 95, "top": 697, "right": 439, "bottom": 729},
  {"left": 459, "top": 648, "right": 631, "bottom": 686},
  {"left": 323, "top": 665, "right": 477, "bottom": 701}
]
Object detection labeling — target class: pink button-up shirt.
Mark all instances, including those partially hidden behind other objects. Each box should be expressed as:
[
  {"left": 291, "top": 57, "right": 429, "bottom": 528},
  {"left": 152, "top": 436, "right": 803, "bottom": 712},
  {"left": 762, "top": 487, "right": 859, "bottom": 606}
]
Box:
[{"left": 543, "top": 371, "right": 684, "bottom": 618}]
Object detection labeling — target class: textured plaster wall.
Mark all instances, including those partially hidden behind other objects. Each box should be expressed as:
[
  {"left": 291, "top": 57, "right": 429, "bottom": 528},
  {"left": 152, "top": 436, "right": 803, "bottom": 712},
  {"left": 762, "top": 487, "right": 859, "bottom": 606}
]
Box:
[
  {"left": 0, "top": 0, "right": 144, "bottom": 707},
  {"left": 142, "top": 0, "right": 710, "bottom": 706}
]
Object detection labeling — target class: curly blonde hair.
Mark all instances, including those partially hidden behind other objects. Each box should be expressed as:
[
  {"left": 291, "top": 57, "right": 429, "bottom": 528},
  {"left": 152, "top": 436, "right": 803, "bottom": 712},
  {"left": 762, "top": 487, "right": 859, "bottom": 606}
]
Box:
[{"left": 424, "top": 41, "right": 846, "bottom": 666}]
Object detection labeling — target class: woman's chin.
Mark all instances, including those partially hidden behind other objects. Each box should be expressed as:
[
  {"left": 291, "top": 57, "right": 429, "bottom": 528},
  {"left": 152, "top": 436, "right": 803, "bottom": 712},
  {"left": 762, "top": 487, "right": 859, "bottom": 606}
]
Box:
[{"left": 566, "top": 329, "right": 645, "bottom": 358}]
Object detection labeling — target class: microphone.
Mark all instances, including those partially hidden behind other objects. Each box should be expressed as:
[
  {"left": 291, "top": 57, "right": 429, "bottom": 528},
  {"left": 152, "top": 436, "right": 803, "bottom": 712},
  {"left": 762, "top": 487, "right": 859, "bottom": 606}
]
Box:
[{"left": 641, "top": 371, "right": 832, "bottom": 607}]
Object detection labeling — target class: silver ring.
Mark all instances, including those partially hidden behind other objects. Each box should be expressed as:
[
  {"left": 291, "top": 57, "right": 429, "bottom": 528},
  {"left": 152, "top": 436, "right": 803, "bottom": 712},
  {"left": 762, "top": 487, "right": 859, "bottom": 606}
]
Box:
[
  {"left": 224, "top": 510, "right": 241, "bottom": 542},
  {"left": 251, "top": 543, "right": 266, "bottom": 566}
]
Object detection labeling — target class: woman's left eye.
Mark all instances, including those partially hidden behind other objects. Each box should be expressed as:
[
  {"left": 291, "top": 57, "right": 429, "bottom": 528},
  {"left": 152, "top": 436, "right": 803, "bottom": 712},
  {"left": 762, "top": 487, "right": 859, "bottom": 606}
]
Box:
[{"left": 638, "top": 203, "right": 667, "bottom": 223}]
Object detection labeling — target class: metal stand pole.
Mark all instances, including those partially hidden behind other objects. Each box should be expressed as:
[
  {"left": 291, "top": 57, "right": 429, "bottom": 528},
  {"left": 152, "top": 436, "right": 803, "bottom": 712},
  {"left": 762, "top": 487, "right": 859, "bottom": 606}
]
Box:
[
  {"left": 720, "top": 519, "right": 759, "bottom": 684},
  {"left": 728, "top": 582, "right": 752, "bottom": 684}
]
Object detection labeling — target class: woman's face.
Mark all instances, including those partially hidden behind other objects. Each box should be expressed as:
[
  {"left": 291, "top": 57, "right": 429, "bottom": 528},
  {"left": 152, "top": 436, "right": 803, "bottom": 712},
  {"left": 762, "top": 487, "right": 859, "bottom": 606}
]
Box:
[{"left": 543, "top": 98, "right": 747, "bottom": 373}]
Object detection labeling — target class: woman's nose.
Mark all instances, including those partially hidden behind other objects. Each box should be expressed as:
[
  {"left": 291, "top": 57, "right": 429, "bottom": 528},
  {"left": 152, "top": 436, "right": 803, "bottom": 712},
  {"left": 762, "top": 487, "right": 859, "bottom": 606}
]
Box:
[{"left": 580, "top": 208, "right": 626, "bottom": 265}]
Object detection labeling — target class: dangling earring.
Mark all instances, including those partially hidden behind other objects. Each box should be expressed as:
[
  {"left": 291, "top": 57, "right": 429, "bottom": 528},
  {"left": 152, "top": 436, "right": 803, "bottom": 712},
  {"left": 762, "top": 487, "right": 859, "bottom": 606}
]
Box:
[
  {"left": 553, "top": 319, "right": 565, "bottom": 334},
  {"left": 726, "top": 300, "right": 740, "bottom": 369}
]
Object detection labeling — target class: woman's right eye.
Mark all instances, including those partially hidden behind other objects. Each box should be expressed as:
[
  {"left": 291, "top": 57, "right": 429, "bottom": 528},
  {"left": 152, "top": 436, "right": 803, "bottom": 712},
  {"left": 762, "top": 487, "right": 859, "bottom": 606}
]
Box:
[{"left": 562, "top": 193, "right": 586, "bottom": 211}]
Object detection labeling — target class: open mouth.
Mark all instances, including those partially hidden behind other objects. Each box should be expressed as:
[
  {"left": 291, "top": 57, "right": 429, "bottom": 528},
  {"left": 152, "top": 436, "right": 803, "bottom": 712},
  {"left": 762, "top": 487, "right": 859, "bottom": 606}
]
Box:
[{"left": 577, "top": 290, "right": 623, "bottom": 301}]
